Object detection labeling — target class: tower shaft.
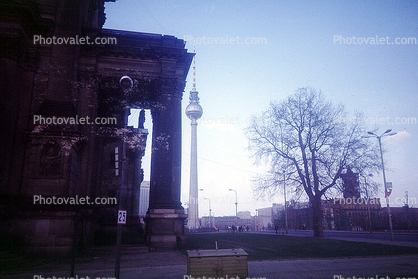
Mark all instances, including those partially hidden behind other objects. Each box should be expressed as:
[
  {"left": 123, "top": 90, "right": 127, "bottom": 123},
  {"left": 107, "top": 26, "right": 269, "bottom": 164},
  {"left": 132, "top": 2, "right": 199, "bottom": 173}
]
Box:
[{"left": 188, "top": 121, "right": 199, "bottom": 229}]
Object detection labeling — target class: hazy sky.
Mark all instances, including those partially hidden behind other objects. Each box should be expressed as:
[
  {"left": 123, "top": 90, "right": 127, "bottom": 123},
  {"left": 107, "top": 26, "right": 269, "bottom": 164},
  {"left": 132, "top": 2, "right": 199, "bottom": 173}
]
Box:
[{"left": 104, "top": 0, "right": 418, "bottom": 218}]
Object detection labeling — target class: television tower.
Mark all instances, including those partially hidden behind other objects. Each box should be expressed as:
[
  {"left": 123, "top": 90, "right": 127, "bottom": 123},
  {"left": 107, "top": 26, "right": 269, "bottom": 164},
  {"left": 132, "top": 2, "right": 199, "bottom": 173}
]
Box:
[{"left": 185, "top": 44, "right": 203, "bottom": 230}]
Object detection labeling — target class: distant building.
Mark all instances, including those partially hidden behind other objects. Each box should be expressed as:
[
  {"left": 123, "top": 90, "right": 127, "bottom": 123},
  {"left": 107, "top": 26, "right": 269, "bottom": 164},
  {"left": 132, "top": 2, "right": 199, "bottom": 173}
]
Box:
[
  {"left": 325, "top": 198, "right": 381, "bottom": 231},
  {"left": 257, "top": 207, "right": 273, "bottom": 229},
  {"left": 267, "top": 199, "right": 418, "bottom": 232},
  {"left": 198, "top": 215, "right": 252, "bottom": 230},
  {"left": 237, "top": 211, "right": 252, "bottom": 220},
  {"left": 139, "top": 181, "right": 150, "bottom": 217}
]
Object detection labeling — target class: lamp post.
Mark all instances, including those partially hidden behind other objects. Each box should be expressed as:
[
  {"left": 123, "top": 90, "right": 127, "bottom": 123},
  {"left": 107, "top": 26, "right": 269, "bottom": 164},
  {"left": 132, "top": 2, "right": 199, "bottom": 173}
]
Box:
[
  {"left": 283, "top": 170, "right": 288, "bottom": 234},
  {"left": 204, "top": 198, "right": 211, "bottom": 228},
  {"left": 115, "top": 75, "right": 133, "bottom": 279},
  {"left": 229, "top": 189, "right": 238, "bottom": 225},
  {"left": 363, "top": 174, "right": 373, "bottom": 235},
  {"left": 362, "top": 129, "right": 396, "bottom": 241},
  {"left": 405, "top": 191, "right": 410, "bottom": 231},
  {"left": 198, "top": 189, "right": 204, "bottom": 229},
  {"left": 255, "top": 209, "right": 258, "bottom": 231}
]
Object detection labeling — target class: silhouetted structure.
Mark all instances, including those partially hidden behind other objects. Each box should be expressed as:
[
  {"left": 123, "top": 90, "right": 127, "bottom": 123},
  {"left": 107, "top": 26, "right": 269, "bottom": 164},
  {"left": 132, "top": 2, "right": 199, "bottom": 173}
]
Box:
[
  {"left": 341, "top": 167, "right": 360, "bottom": 199},
  {"left": 0, "top": 0, "right": 193, "bottom": 254}
]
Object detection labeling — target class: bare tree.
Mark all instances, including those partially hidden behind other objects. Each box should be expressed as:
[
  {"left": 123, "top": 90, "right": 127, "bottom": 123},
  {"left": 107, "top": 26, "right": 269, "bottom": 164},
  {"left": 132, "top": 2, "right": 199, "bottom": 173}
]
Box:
[{"left": 246, "top": 87, "right": 381, "bottom": 237}]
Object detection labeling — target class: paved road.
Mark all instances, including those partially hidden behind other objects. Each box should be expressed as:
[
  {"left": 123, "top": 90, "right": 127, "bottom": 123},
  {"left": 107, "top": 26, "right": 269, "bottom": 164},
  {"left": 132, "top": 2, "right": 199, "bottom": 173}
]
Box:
[
  {"left": 251, "top": 229, "right": 418, "bottom": 242},
  {"left": 2, "top": 232, "right": 418, "bottom": 279}
]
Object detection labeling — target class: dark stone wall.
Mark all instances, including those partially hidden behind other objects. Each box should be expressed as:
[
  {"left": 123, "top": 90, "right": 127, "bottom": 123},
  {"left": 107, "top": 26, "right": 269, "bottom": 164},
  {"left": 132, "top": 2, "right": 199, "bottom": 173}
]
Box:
[{"left": 0, "top": 0, "right": 193, "bottom": 255}]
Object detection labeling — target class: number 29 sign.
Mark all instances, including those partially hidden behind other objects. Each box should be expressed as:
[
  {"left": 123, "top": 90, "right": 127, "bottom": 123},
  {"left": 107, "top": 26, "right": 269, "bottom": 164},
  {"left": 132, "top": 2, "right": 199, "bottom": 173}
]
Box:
[{"left": 117, "top": 210, "right": 127, "bottom": 225}]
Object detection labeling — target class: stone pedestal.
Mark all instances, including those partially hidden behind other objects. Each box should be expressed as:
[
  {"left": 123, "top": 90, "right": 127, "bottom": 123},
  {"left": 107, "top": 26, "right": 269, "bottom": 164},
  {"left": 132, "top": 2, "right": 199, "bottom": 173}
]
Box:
[{"left": 146, "top": 208, "right": 187, "bottom": 250}]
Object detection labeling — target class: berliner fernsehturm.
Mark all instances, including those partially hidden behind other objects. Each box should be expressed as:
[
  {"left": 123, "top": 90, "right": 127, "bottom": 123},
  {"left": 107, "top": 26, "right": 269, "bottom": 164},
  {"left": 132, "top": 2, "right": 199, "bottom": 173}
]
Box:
[{"left": 185, "top": 49, "right": 203, "bottom": 230}]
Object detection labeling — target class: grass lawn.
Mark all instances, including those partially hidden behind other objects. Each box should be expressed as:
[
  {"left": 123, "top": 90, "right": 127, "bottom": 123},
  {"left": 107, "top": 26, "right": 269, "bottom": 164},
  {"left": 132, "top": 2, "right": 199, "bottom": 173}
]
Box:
[{"left": 183, "top": 232, "right": 418, "bottom": 261}]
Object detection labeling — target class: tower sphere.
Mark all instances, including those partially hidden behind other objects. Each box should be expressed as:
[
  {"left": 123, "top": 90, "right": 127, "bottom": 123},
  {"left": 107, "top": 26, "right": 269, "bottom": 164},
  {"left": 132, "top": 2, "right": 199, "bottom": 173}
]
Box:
[{"left": 185, "top": 90, "right": 203, "bottom": 120}]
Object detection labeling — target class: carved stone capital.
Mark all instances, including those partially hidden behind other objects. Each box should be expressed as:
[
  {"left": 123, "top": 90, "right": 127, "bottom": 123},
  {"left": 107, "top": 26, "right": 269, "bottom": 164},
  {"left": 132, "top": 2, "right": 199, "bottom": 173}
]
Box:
[{"left": 76, "top": 72, "right": 99, "bottom": 90}]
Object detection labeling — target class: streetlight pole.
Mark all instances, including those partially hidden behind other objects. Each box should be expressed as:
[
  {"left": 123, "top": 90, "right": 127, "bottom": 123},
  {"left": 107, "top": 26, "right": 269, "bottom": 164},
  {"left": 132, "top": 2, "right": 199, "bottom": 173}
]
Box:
[
  {"left": 255, "top": 209, "right": 258, "bottom": 231},
  {"left": 405, "top": 191, "right": 410, "bottom": 231},
  {"left": 229, "top": 189, "right": 237, "bottom": 225},
  {"left": 362, "top": 129, "right": 396, "bottom": 241},
  {"left": 204, "top": 198, "right": 211, "bottom": 228},
  {"left": 115, "top": 76, "right": 133, "bottom": 279},
  {"left": 198, "top": 189, "right": 204, "bottom": 229},
  {"left": 363, "top": 175, "right": 373, "bottom": 235},
  {"left": 283, "top": 170, "right": 288, "bottom": 234}
]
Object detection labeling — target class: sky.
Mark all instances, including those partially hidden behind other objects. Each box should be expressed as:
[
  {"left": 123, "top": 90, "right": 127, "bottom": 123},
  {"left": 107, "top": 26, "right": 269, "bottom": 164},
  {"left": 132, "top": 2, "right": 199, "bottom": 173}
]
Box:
[{"left": 104, "top": 0, "right": 418, "bottom": 218}]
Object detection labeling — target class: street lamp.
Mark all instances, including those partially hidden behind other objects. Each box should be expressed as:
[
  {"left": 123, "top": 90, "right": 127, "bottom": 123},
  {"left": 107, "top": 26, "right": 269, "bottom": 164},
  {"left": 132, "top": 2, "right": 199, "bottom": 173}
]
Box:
[
  {"left": 115, "top": 76, "right": 133, "bottom": 279},
  {"left": 255, "top": 209, "right": 258, "bottom": 231},
  {"left": 204, "top": 198, "right": 211, "bottom": 228},
  {"left": 363, "top": 174, "right": 373, "bottom": 235},
  {"left": 362, "top": 129, "right": 396, "bottom": 241},
  {"left": 229, "top": 189, "right": 238, "bottom": 225},
  {"left": 405, "top": 191, "right": 410, "bottom": 231},
  {"left": 198, "top": 189, "right": 204, "bottom": 228},
  {"left": 283, "top": 170, "right": 288, "bottom": 234}
]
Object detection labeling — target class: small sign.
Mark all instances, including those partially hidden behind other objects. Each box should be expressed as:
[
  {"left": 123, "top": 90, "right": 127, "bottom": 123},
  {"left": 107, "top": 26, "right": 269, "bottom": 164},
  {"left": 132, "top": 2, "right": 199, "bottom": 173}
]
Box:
[
  {"left": 115, "top": 147, "right": 119, "bottom": 176},
  {"left": 117, "top": 210, "right": 127, "bottom": 225},
  {"left": 385, "top": 189, "right": 392, "bottom": 199}
]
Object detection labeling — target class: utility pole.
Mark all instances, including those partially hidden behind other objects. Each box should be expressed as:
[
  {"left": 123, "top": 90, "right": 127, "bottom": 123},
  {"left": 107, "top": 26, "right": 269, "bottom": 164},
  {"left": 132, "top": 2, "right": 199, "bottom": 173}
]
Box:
[
  {"left": 283, "top": 170, "right": 288, "bottom": 234},
  {"left": 229, "top": 189, "right": 238, "bottom": 225},
  {"left": 405, "top": 191, "right": 410, "bottom": 231},
  {"left": 115, "top": 76, "right": 133, "bottom": 279},
  {"left": 204, "top": 198, "right": 211, "bottom": 228},
  {"left": 363, "top": 175, "right": 373, "bottom": 236}
]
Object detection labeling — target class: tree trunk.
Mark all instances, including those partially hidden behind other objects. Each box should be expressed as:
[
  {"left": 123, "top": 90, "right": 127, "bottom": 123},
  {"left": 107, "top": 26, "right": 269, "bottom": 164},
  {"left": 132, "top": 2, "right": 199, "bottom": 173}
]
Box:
[{"left": 312, "top": 196, "right": 324, "bottom": 237}]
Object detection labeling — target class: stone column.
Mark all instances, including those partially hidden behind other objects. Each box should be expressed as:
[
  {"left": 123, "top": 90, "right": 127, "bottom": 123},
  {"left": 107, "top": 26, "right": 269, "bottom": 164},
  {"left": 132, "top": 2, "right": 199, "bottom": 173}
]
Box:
[{"left": 146, "top": 80, "right": 187, "bottom": 250}]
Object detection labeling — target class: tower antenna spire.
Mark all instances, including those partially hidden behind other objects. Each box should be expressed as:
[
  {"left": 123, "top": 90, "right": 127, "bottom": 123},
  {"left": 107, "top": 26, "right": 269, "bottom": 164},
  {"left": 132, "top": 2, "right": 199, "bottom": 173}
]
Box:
[{"left": 192, "top": 39, "right": 196, "bottom": 91}]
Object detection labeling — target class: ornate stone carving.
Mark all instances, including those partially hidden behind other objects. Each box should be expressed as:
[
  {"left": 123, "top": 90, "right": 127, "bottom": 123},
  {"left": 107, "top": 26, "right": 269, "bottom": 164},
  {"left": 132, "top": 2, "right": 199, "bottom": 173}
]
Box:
[{"left": 39, "top": 139, "right": 61, "bottom": 176}]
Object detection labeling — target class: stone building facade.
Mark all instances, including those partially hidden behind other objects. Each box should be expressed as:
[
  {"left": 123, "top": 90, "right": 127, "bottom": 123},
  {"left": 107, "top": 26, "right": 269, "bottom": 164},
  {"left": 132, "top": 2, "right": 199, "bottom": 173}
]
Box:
[{"left": 0, "top": 0, "right": 193, "bottom": 255}]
